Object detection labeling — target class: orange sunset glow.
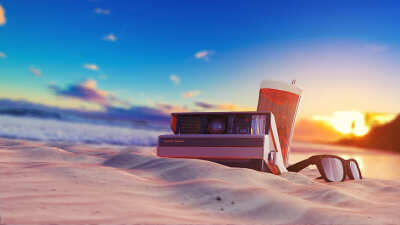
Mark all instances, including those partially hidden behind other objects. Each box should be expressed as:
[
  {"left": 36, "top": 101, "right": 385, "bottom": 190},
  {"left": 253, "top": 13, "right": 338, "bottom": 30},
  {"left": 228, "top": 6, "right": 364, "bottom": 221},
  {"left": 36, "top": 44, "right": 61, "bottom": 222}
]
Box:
[{"left": 312, "top": 111, "right": 396, "bottom": 137}]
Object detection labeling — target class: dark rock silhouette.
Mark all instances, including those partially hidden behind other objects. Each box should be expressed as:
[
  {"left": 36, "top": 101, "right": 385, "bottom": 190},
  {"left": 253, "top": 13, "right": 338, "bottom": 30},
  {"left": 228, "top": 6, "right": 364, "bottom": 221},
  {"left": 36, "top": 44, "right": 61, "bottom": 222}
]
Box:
[{"left": 337, "top": 114, "right": 400, "bottom": 152}]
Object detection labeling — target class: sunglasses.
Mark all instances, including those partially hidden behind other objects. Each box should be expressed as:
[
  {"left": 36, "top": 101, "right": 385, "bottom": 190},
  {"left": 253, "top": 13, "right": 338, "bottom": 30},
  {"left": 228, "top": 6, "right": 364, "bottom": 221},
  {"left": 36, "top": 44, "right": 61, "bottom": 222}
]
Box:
[{"left": 287, "top": 155, "right": 362, "bottom": 182}]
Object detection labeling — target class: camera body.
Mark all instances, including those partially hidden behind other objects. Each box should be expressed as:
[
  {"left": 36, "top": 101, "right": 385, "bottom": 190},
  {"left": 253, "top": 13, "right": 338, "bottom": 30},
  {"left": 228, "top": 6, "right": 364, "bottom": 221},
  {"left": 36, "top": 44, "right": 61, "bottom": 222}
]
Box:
[{"left": 157, "top": 111, "right": 287, "bottom": 174}]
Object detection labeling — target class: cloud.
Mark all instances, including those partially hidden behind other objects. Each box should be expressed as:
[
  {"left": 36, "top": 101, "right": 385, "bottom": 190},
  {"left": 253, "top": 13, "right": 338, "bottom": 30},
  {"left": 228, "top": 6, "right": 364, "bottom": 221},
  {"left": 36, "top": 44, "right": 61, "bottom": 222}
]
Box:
[
  {"left": 0, "top": 52, "right": 6, "bottom": 59},
  {"left": 0, "top": 5, "right": 6, "bottom": 26},
  {"left": 183, "top": 90, "right": 201, "bottom": 98},
  {"left": 29, "top": 66, "right": 42, "bottom": 77},
  {"left": 194, "top": 50, "right": 213, "bottom": 61},
  {"left": 49, "top": 79, "right": 125, "bottom": 106},
  {"left": 217, "top": 104, "right": 246, "bottom": 111},
  {"left": 195, "top": 101, "right": 254, "bottom": 111},
  {"left": 103, "top": 33, "right": 117, "bottom": 42},
  {"left": 94, "top": 8, "right": 110, "bottom": 15},
  {"left": 169, "top": 74, "right": 180, "bottom": 85},
  {"left": 194, "top": 101, "right": 214, "bottom": 109},
  {"left": 99, "top": 74, "right": 107, "bottom": 79},
  {"left": 0, "top": 98, "right": 170, "bottom": 124},
  {"left": 83, "top": 63, "right": 99, "bottom": 71},
  {"left": 105, "top": 105, "right": 169, "bottom": 122},
  {"left": 105, "top": 102, "right": 188, "bottom": 121},
  {"left": 364, "top": 44, "right": 388, "bottom": 53},
  {"left": 155, "top": 103, "right": 188, "bottom": 114}
]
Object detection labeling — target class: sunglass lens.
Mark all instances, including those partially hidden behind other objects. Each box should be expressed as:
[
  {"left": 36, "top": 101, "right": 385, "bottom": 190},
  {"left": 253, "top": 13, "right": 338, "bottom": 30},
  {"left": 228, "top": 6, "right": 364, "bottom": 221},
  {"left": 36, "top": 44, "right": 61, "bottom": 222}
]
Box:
[
  {"left": 321, "top": 158, "right": 344, "bottom": 182},
  {"left": 349, "top": 160, "right": 361, "bottom": 180}
]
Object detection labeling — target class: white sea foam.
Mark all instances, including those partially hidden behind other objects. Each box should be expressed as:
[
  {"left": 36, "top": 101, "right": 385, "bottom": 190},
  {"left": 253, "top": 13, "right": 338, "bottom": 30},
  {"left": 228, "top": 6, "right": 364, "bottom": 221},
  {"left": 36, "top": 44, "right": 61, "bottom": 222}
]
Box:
[{"left": 0, "top": 115, "right": 168, "bottom": 146}]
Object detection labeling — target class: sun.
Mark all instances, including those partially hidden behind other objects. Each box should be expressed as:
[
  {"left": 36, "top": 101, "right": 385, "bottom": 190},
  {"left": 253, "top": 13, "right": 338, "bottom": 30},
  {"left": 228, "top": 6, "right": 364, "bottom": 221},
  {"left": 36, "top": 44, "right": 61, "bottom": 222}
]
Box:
[{"left": 312, "top": 111, "right": 369, "bottom": 136}]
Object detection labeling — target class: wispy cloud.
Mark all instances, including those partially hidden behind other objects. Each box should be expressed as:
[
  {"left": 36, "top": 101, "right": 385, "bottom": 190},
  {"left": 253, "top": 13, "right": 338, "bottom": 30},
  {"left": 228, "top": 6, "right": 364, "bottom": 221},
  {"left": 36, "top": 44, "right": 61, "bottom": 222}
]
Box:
[
  {"left": 94, "top": 8, "right": 110, "bottom": 15},
  {"left": 195, "top": 101, "right": 216, "bottom": 109},
  {"left": 169, "top": 74, "right": 180, "bottom": 85},
  {"left": 0, "top": 5, "right": 6, "bottom": 26},
  {"left": 195, "top": 101, "right": 254, "bottom": 111},
  {"left": 0, "top": 98, "right": 170, "bottom": 125},
  {"left": 183, "top": 90, "right": 201, "bottom": 98},
  {"left": 364, "top": 44, "right": 388, "bottom": 53},
  {"left": 103, "top": 33, "right": 117, "bottom": 42},
  {"left": 29, "top": 66, "right": 42, "bottom": 77},
  {"left": 155, "top": 103, "right": 188, "bottom": 114},
  {"left": 83, "top": 63, "right": 99, "bottom": 71},
  {"left": 106, "top": 92, "right": 131, "bottom": 107},
  {"left": 194, "top": 50, "right": 213, "bottom": 61},
  {"left": 99, "top": 74, "right": 108, "bottom": 79},
  {"left": 105, "top": 105, "right": 169, "bottom": 121},
  {"left": 0, "top": 52, "right": 6, "bottom": 59},
  {"left": 49, "top": 79, "right": 125, "bottom": 106}
]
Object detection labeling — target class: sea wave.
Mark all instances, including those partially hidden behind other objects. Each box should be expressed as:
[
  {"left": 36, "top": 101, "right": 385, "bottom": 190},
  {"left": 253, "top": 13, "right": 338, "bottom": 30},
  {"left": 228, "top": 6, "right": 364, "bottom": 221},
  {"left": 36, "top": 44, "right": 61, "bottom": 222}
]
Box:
[{"left": 0, "top": 115, "right": 169, "bottom": 146}]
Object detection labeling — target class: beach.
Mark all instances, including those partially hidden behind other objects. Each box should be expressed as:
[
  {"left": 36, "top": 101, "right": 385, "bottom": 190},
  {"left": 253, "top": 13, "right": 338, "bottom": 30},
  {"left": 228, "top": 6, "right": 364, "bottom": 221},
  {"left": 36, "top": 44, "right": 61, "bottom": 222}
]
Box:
[
  {"left": 1, "top": 137, "right": 399, "bottom": 225},
  {"left": 2, "top": 1, "right": 400, "bottom": 224}
]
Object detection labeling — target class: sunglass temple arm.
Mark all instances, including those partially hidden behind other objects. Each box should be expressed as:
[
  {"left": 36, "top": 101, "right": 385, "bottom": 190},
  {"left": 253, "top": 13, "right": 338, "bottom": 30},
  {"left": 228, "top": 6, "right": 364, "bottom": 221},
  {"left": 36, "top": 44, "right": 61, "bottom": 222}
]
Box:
[{"left": 287, "top": 158, "right": 312, "bottom": 172}]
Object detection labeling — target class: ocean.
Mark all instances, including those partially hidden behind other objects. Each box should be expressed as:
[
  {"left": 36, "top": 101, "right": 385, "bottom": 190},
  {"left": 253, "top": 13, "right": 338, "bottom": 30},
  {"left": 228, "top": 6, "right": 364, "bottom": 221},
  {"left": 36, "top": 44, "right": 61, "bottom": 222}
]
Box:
[{"left": 0, "top": 115, "right": 169, "bottom": 146}]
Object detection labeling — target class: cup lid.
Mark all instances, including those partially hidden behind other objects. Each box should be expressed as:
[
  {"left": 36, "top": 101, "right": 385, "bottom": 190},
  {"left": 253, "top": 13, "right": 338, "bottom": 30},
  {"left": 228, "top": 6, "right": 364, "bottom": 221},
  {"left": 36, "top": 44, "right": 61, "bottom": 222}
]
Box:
[{"left": 260, "top": 80, "right": 303, "bottom": 96}]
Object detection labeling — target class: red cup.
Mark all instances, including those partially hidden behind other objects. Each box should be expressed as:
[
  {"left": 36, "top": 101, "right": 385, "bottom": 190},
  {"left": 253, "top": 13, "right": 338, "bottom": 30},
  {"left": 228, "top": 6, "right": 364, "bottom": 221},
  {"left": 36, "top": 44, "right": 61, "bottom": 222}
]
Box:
[{"left": 257, "top": 81, "right": 302, "bottom": 167}]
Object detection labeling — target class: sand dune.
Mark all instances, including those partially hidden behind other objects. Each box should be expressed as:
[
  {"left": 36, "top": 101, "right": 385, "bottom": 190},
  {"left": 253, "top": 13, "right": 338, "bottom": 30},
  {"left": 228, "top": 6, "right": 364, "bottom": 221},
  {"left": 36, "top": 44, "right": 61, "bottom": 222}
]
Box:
[{"left": 1, "top": 138, "right": 399, "bottom": 225}]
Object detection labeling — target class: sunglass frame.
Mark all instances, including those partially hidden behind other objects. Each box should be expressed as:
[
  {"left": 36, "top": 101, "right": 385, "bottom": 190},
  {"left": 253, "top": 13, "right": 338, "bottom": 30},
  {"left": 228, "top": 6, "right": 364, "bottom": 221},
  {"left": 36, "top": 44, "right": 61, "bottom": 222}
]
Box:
[{"left": 289, "top": 154, "right": 362, "bottom": 182}]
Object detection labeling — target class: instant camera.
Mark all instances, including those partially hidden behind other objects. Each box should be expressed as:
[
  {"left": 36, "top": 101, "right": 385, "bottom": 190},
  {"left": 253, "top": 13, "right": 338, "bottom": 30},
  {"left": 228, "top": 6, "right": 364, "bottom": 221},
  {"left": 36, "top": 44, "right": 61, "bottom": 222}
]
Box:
[{"left": 157, "top": 81, "right": 302, "bottom": 175}]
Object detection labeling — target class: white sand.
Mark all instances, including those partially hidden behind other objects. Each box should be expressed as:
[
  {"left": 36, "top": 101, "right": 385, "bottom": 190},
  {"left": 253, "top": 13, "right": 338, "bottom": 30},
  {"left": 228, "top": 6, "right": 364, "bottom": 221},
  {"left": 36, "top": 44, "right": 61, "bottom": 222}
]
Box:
[{"left": 1, "top": 138, "right": 399, "bottom": 225}]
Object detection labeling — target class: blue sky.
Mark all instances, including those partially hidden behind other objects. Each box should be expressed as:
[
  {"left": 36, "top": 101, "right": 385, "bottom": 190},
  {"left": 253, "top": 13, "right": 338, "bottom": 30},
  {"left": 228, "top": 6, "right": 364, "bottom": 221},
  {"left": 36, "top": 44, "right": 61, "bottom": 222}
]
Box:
[{"left": 1, "top": 0, "right": 400, "bottom": 118}]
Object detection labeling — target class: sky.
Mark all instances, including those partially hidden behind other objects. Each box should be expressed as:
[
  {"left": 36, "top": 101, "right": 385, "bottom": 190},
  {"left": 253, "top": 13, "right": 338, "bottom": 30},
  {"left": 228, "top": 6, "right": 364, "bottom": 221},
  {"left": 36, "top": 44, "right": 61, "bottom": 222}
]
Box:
[{"left": 1, "top": 0, "right": 400, "bottom": 123}]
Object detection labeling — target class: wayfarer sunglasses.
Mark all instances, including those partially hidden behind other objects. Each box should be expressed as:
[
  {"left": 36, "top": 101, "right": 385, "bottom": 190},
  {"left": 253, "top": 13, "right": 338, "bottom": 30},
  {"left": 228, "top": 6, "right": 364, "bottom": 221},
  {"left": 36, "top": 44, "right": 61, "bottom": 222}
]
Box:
[{"left": 287, "top": 155, "right": 362, "bottom": 182}]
